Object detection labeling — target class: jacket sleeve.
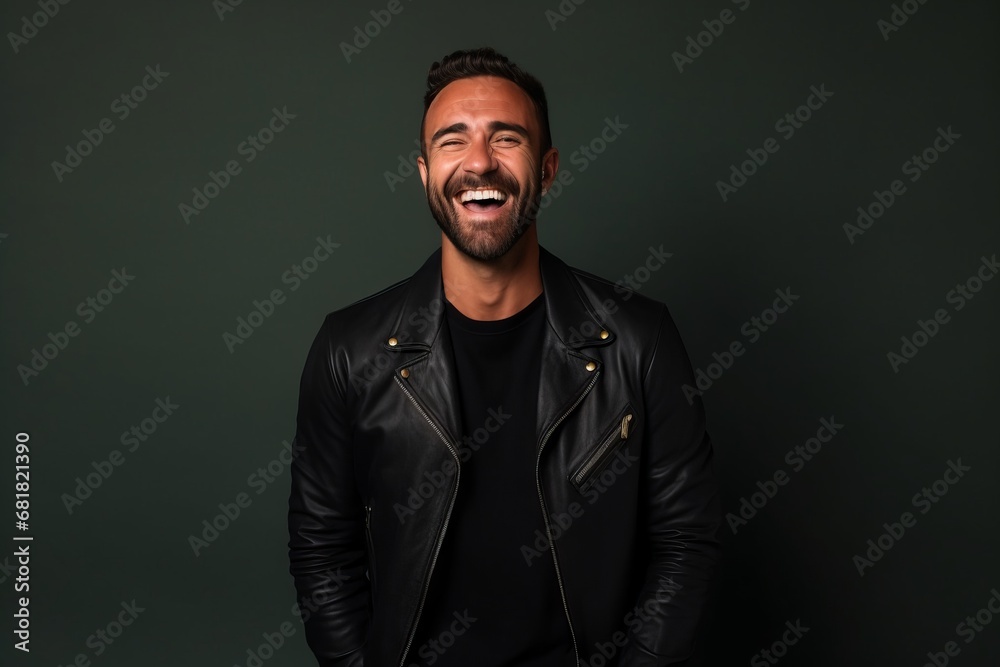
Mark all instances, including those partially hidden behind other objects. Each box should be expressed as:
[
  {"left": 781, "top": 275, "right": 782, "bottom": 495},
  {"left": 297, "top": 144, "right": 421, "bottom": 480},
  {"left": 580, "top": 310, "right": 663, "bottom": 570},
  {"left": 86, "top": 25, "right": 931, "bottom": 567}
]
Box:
[
  {"left": 617, "top": 305, "right": 723, "bottom": 666},
  {"left": 288, "top": 314, "right": 369, "bottom": 666}
]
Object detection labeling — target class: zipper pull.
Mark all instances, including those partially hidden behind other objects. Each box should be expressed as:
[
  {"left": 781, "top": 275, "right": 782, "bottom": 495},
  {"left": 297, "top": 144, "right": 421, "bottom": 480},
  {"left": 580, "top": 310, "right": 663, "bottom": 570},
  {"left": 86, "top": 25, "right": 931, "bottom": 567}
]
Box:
[{"left": 620, "top": 413, "right": 632, "bottom": 439}]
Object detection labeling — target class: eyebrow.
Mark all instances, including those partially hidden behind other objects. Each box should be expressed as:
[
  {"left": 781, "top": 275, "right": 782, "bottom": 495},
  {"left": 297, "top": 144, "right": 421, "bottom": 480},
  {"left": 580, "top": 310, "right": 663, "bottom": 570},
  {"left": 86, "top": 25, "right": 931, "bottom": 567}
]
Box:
[{"left": 430, "top": 121, "right": 531, "bottom": 145}]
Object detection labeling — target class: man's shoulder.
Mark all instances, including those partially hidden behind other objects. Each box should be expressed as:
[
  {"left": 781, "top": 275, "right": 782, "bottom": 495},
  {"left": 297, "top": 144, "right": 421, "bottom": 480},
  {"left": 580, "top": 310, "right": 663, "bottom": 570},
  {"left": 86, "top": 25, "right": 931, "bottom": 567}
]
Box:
[
  {"left": 319, "top": 245, "right": 441, "bottom": 329},
  {"left": 561, "top": 257, "right": 670, "bottom": 324},
  {"left": 319, "top": 273, "right": 412, "bottom": 333}
]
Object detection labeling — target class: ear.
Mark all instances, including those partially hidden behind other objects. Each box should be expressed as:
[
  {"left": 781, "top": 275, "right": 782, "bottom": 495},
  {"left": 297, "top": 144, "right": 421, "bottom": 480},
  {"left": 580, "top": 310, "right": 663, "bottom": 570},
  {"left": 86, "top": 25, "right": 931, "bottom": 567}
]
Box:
[
  {"left": 417, "top": 155, "right": 428, "bottom": 192},
  {"left": 540, "top": 146, "right": 559, "bottom": 196}
]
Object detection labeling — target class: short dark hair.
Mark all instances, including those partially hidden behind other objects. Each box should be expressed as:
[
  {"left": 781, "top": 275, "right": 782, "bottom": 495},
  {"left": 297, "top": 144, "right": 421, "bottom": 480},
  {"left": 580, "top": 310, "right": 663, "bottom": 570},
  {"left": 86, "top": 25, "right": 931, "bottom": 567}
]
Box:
[{"left": 420, "top": 47, "right": 552, "bottom": 160}]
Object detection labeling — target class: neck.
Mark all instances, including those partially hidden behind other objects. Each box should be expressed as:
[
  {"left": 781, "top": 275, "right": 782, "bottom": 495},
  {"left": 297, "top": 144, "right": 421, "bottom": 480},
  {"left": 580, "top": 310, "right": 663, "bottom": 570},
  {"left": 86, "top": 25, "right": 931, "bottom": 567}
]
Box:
[{"left": 441, "top": 226, "right": 542, "bottom": 321}]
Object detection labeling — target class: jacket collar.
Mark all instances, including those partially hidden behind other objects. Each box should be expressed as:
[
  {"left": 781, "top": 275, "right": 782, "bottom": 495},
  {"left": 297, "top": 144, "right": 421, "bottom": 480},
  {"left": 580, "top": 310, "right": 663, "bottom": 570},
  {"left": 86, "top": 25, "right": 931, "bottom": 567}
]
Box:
[
  {"left": 384, "top": 243, "right": 616, "bottom": 352},
  {"left": 383, "top": 244, "right": 615, "bottom": 451}
]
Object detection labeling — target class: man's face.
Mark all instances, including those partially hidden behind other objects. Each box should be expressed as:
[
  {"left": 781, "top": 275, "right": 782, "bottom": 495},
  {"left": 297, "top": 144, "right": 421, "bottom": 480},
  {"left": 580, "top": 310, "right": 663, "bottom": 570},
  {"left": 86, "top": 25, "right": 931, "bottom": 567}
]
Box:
[{"left": 417, "top": 75, "right": 557, "bottom": 262}]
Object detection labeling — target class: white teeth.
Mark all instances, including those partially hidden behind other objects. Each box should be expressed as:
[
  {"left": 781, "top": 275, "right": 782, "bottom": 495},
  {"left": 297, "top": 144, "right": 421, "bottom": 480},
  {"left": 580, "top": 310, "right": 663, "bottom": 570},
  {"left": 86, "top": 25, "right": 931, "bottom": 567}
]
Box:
[{"left": 459, "top": 189, "right": 507, "bottom": 203}]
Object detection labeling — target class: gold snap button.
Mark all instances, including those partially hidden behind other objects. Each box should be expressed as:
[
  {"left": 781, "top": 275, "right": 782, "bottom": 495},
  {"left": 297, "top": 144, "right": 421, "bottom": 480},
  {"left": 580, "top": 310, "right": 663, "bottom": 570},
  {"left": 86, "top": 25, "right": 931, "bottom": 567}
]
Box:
[
  {"left": 400, "top": 368, "right": 410, "bottom": 378},
  {"left": 599, "top": 330, "right": 609, "bottom": 339},
  {"left": 388, "top": 337, "right": 398, "bottom": 346},
  {"left": 585, "top": 361, "right": 596, "bottom": 371}
]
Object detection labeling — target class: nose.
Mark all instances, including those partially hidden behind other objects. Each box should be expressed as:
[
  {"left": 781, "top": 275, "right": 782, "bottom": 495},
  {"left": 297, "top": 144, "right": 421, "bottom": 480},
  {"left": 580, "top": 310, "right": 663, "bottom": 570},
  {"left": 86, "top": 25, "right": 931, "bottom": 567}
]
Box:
[{"left": 462, "top": 133, "right": 498, "bottom": 176}]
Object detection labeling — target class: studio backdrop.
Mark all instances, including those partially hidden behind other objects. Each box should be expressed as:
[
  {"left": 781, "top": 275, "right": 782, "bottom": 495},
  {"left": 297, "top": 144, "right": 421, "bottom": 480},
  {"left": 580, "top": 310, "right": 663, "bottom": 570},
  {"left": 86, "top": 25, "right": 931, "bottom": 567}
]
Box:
[{"left": 2, "top": 0, "right": 998, "bottom": 665}]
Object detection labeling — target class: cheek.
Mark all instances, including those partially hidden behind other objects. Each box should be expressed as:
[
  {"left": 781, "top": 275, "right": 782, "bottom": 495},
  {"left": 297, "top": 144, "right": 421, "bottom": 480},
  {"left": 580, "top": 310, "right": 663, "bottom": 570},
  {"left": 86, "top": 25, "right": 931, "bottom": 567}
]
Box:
[
  {"left": 510, "top": 153, "right": 540, "bottom": 183},
  {"left": 429, "top": 163, "right": 461, "bottom": 189}
]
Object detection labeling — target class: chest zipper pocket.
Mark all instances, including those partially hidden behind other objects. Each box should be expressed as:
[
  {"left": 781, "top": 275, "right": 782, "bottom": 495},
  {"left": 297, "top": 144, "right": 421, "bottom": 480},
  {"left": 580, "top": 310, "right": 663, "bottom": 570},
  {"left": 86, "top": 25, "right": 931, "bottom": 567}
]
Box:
[
  {"left": 364, "top": 504, "right": 376, "bottom": 597},
  {"left": 570, "top": 404, "right": 635, "bottom": 496}
]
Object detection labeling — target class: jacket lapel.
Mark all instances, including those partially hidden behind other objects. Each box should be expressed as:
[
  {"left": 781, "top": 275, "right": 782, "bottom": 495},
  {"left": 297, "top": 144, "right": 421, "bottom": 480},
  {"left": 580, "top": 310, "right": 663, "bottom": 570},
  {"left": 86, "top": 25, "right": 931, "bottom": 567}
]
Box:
[
  {"left": 535, "top": 246, "right": 616, "bottom": 450},
  {"left": 383, "top": 246, "right": 465, "bottom": 449}
]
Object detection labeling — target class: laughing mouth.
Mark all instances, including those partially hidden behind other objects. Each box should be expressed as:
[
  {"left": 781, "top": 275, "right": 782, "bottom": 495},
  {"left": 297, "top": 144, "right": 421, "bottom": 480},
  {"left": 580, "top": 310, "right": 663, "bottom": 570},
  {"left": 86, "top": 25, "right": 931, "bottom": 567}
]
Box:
[{"left": 455, "top": 188, "right": 510, "bottom": 213}]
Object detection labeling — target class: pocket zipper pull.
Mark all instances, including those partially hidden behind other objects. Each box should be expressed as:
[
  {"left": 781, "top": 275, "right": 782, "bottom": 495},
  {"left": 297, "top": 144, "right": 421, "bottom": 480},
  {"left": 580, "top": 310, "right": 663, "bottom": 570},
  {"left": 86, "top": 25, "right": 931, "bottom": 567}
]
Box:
[{"left": 620, "top": 413, "right": 633, "bottom": 439}]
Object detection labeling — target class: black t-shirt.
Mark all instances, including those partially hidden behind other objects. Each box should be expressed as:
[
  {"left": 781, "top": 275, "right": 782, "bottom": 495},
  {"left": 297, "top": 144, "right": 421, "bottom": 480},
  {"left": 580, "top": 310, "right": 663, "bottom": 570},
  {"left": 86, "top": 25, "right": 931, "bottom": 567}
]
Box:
[{"left": 407, "top": 290, "right": 574, "bottom": 666}]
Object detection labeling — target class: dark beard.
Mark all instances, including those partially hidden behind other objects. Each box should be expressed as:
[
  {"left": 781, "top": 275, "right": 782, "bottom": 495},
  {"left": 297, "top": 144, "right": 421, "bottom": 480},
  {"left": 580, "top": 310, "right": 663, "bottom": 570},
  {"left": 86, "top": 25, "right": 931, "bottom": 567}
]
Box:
[{"left": 425, "top": 171, "right": 541, "bottom": 262}]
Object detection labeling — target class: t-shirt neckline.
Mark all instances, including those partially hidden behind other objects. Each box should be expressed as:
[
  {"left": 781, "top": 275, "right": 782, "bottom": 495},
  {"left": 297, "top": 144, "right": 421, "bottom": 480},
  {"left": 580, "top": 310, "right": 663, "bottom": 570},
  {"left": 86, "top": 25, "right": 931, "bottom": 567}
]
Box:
[{"left": 444, "top": 291, "right": 545, "bottom": 335}]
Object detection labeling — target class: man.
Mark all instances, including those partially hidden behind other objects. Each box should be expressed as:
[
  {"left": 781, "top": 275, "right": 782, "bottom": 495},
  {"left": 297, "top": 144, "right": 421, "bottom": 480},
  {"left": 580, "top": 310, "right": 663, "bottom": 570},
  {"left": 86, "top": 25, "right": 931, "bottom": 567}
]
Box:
[{"left": 288, "top": 47, "right": 721, "bottom": 667}]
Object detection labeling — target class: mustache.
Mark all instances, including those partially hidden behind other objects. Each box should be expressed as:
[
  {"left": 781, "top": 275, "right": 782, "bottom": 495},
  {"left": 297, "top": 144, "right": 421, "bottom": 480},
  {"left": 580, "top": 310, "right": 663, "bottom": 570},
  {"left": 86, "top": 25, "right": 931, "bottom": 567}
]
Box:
[{"left": 447, "top": 174, "right": 522, "bottom": 197}]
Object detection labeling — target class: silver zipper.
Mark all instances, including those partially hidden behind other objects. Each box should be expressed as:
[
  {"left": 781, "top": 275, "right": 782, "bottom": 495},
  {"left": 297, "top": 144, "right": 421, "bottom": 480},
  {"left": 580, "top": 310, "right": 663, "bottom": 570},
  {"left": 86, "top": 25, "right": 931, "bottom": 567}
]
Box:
[
  {"left": 535, "top": 368, "right": 601, "bottom": 667},
  {"left": 394, "top": 374, "right": 461, "bottom": 667},
  {"left": 572, "top": 412, "right": 632, "bottom": 487},
  {"left": 364, "top": 504, "right": 376, "bottom": 595}
]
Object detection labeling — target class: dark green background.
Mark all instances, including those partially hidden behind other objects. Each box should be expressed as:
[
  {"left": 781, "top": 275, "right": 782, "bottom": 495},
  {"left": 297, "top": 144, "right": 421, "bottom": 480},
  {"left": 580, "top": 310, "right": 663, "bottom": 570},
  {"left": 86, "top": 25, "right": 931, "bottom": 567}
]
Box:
[{"left": 2, "top": 0, "right": 998, "bottom": 665}]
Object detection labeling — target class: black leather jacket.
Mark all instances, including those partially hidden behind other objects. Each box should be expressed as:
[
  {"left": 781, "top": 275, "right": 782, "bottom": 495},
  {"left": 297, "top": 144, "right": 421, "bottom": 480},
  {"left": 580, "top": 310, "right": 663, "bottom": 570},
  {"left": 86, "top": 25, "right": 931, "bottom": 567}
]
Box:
[{"left": 287, "top": 245, "right": 722, "bottom": 666}]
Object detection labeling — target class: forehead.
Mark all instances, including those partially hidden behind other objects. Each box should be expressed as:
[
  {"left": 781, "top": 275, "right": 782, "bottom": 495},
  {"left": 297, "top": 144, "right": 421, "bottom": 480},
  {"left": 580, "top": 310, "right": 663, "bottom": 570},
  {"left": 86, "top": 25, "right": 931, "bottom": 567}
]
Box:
[{"left": 425, "top": 76, "right": 538, "bottom": 133}]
